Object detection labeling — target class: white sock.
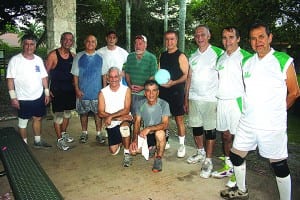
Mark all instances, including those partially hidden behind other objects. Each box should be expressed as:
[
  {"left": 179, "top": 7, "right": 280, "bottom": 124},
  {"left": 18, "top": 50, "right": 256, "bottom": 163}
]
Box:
[
  {"left": 23, "top": 138, "right": 28, "bottom": 144},
  {"left": 124, "top": 149, "right": 130, "bottom": 154},
  {"left": 34, "top": 136, "right": 41, "bottom": 142},
  {"left": 61, "top": 131, "right": 66, "bottom": 135},
  {"left": 276, "top": 175, "right": 291, "bottom": 200},
  {"left": 179, "top": 135, "right": 185, "bottom": 145},
  {"left": 205, "top": 158, "right": 212, "bottom": 163},
  {"left": 82, "top": 131, "right": 88, "bottom": 134},
  {"left": 197, "top": 148, "right": 205, "bottom": 155},
  {"left": 96, "top": 131, "right": 101, "bottom": 136},
  {"left": 234, "top": 161, "right": 247, "bottom": 192}
]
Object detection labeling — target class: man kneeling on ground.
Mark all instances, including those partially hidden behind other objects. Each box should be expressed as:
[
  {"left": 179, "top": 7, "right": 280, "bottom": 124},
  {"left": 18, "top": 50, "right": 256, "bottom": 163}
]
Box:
[
  {"left": 98, "top": 67, "right": 132, "bottom": 167},
  {"left": 129, "top": 80, "right": 171, "bottom": 172}
]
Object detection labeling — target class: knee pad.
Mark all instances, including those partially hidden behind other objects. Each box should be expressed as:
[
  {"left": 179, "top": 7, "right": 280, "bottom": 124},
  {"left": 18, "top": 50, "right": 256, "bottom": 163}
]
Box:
[
  {"left": 192, "top": 127, "right": 203, "bottom": 136},
  {"left": 63, "top": 110, "right": 72, "bottom": 118},
  {"left": 53, "top": 112, "right": 64, "bottom": 124},
  {"left": 230, "top": 151, "right": 245, "bottom": 166},
  {"left": 271, "top": 159, "right": 290, "bottom": 178},
  {"left": 205, "top": 129, "right": 216, "bottom": 140},
  {"left": 120, "top": 126, "right": 130, "bottom": 137},
  {"left": 18, "top": 118, "right": 29, "bottom": 128}
]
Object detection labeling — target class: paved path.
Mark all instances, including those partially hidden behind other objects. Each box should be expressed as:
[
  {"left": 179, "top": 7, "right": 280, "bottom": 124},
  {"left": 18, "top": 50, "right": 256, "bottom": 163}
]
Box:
[{"left": 0, "top": 117, "right": 298, "bottom": 200}]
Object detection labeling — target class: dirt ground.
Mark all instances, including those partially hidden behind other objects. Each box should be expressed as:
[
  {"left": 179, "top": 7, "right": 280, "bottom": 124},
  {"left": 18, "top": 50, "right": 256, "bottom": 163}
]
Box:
[{"left": 0, "top": 116, "right": 299, "bottom": 200}]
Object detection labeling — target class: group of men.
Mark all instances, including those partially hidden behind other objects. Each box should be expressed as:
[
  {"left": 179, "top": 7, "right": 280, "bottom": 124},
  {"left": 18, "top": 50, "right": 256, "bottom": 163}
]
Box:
[{"left": 6, "top": 22, "right": 299, "bottom": 200}]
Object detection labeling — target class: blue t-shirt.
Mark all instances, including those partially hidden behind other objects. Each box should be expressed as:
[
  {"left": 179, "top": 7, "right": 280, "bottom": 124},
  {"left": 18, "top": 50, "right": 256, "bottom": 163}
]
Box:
[{"left": 71, "top": 51, "right": 103, "bottom": 100}]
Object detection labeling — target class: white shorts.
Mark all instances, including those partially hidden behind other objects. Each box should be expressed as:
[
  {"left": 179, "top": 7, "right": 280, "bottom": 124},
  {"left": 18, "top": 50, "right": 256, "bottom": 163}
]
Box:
[
  {"left": 216, "top": 99, "right": 242, "bottom": 135},
  {"left": 188, "top": 100, "right": 217, "bottom": 130},
  {"left": 233, "top": 122, "right": 288, "bottom": 159}
]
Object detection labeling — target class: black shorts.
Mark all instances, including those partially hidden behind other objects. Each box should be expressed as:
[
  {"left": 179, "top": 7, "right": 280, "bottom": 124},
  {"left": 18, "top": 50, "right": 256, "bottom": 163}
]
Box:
[
  {"left": 160, "top": 90, "right": 185, "bottom": 116},
  {"left": 147, "top": 132, "right": 156, "bottom": 147},
  {"left": 107, "top": 126, "right": 122, "bottom": 146},
  {"left": 18, "top": 94, "right": 46, "bottom": 119},
  {"left": 51, "top": 90, "right": 76, "bottom": 112}
]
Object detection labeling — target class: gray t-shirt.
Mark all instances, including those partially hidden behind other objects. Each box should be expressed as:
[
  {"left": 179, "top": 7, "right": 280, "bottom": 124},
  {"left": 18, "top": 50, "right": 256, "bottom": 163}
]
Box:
[{"left": 136, "top": 98, "right": 171, "bottom": 127}]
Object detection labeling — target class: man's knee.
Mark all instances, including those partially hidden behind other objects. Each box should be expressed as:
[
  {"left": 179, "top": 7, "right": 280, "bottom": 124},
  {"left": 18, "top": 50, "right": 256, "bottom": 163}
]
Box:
[
  {"left": 63, "top": 110, "right": 72, "bottom": 119},
  {"left": 192, "top": 127, "right": 203, "bottom": 136},
  {"left": 53, "top": 112, "right": 64, "bottom": 124},
  {"left": 120, "top": 125, "right": 130, "bottom": 137},
  {"left": 271, "top": 159, "right": 290, "bottom": 178},
  {"left": 205, "top": 129, "right": 216, "bottom": 140},
  {"left": 230, "top": 151, "right": 245, "bottom": 166},
  {"left": 18, "top": 118, "right": 29, "bottom": 128}
]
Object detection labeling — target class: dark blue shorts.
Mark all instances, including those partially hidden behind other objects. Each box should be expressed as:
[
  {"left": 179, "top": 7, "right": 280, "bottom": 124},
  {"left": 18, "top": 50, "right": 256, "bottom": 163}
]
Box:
[
  {"left": 18, "top": 94, "right": 46, "bottom": 119},
  {"left": 107, "top": 126, "right": 122, "bottom": 146},
  {"left": 51, "top": 90, "right": 76, "bottom": 112}
]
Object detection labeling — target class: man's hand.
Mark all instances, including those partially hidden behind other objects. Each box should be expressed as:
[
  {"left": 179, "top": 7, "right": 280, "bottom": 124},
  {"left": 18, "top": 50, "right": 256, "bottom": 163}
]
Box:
[
  {"left": 10, "top": 99, "right": 20, "bottom": 109},
  {"left": 131, "top": 85, "right": 144, "bottom": 93}
]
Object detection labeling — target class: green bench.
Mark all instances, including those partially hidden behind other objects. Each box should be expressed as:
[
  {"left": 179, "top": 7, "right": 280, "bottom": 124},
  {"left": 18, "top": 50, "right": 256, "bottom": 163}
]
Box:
[{"left": 0, "top": 127, "right": 63, "bottom": 200}]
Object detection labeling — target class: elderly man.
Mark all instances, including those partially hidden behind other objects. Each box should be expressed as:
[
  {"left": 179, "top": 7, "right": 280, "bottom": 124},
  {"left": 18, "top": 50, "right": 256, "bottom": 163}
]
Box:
[
  {"left": 125, "top": 35, "right": 158, "bottom": 116},
  {"left": 71, "top": 34, "right": 104, "bottom": 144},
  {"left": 6, "top": 34, "right": 51, "bottom": 148},
  {"left": 130, "top": 79, "right": 170, "bottom": 172},
  {"left": 46, "top": 32, "right": 76, "bottom": 151},
  {"left": 98, "top": 67, "right": 132, "bottom": 167}
]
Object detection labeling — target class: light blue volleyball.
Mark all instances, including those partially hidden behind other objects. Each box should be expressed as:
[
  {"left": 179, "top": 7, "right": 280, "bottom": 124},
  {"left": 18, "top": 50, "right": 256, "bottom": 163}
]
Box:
[{"left": 154, "top": 69, "right": 171, "bottom": 85}]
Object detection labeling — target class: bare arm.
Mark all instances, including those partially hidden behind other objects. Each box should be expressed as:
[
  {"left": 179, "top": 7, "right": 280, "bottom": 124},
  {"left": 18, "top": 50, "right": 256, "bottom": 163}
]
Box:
[
  {"left": 7, "top": 78, "right": 19, "bottom": 109},
  {"left": 139, "top": 115, "right": 169, "bottom": 138},
  {"left": 45, "top": 50, "right": 57, "bottom": 73},
  {"left": 161, "top": 53, "right": 189, "bottom": 88},
  {"left": 286, "top": 63, "right": 300, "bottom": 109},
  {"left": 73, "top": 75, "right": 83, "bottom": 98},
  {"left": 184, "top": 67, "right": 192, "bottom": 113}
]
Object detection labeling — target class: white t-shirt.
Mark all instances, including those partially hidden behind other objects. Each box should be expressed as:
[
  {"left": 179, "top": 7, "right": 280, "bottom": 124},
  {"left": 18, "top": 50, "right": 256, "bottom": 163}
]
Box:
[
  {"left": 6, "top": 53, "right": 48, "bottom": 100},
  {"left": 97, "top": 46, "right": 128, "bottom": 75},
  {"left": 216, "top": 47, "right": 251, "bottom": 99},
  {"left": 240, "top": 48, "right": 293, "bottom": 130},
  {"left": 101, "top": 84, "right": 128, "bottom": 128},
  {"left": 188, "top": 45, "right": 224, "bottom": 102}
]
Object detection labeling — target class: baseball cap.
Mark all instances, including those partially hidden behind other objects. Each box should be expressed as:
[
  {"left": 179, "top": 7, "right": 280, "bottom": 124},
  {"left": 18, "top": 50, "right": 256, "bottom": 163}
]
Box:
[{"left": 135, "top": 35, "right": 147, "bottom": 42}]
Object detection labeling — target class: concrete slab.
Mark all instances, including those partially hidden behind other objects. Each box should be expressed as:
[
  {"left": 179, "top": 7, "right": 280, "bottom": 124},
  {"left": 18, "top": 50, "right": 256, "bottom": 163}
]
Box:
[{"left": 0, "top": 116, "right": 297, "bottom": 200}]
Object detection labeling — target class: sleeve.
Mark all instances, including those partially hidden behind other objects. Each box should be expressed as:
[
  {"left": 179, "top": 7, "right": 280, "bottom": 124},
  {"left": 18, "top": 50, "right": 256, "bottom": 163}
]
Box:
[
  {"left": 6, "top": 56, "right": 17, "bottom": 78},
  {"left": 71, "top": 53, "right": 81, "bottom": 76}
]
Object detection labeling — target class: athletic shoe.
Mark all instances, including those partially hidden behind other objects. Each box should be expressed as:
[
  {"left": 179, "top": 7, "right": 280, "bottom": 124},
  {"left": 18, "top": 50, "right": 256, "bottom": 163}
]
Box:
[
  {"left": 220, "top": 186, "right": 249, "bottom": 199},
  {"left": 212, "top": 164, "right": 234, "bottom": 178},
  {"left": 187, "top": 152, "right": 206, "bottom": 164},
  {"left": 123, "top": 153, "right": 132, "bottom": 167},
  {"left": 96, "top": 134, "right": 105, "bottom": 144},
  {"left": 62, "top": 133, "right": 74, "bottom": 143},
  {"left": 226, "top": 174, "right": 237, "bottom": 188},
  {"left": 79, "top": 133, "right": 88, "bottom": 143},
  {"left": 152, "top": 157, "right": 162, "bottom": 172},
  {"left": 33, "top": 140, "right": 52, "bottom": 149},
  {"left": 165, "top": 141, "right": 170, "bottom": 150},
  {"left": 200, "top": 160, "right": 213, "bottom": 178},
  {"left": 57, "top": 138, "right": 70, "bottom": 151},
  {"left": 177, "top": 144, "right": 186, "bottom": 158},
  {"left": 149, "top": 146, "right": 156, "bottom": 158}
]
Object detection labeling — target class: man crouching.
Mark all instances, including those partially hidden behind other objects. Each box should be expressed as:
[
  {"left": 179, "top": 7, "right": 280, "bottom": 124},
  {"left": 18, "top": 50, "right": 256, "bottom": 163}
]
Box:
[
  {"left": 130, "top": 80, "right": 171, "bottom": 172},
  {"left": 98, "top": 67, "right": 132, "bottom": 167}
]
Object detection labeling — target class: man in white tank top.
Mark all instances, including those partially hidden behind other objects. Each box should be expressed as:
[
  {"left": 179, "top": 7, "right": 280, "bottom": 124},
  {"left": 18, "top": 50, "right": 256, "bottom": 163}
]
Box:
[{"left": 98, "top": 67, "right": 132, "bottom": 167}]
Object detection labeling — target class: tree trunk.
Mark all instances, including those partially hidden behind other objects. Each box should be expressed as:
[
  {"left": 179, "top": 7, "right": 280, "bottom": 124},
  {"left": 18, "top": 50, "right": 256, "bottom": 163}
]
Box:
[{"left": 178, "top": 0, "right": 186, "bottom": 52}]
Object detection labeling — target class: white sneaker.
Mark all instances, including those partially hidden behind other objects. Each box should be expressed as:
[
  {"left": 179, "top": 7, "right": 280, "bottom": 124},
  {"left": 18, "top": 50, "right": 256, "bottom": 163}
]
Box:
[
  {"left": 165, "top": 141, "right": 170, "bottom": 150},
  {"left": 57, "top": 138, "right": 70, "bottom": 151},
  {"left": 226, "top": 174, "right": 237, "bottom": 188},
  {"left": 187, "top": 152, "right": 206, "bottom": 164},
  {"left": 200, "top": 160, "right": 213, "bottom": 178},
  {"left": 177, "top": 144, "right": 186, "bottom": 158}
]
